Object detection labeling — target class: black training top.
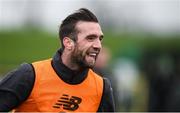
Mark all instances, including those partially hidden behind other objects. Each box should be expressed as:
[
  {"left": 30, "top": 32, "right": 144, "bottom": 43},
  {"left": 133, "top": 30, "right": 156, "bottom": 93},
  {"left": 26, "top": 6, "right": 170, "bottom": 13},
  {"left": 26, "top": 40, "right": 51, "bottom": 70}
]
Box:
[{"left": 0, "top": 49, "right": 115, "bottom": 112}]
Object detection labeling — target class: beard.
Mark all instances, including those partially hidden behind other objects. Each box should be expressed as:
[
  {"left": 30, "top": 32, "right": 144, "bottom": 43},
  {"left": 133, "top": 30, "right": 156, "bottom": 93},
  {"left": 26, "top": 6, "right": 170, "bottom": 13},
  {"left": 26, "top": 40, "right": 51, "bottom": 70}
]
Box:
[{"left": 71, "top": 46, "right": 99, "bottom": 69}]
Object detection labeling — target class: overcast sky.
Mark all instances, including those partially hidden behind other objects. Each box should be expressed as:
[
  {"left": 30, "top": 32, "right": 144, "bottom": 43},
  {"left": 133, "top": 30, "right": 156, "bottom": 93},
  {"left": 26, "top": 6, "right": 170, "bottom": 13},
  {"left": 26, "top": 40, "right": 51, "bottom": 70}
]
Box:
[{"left": 0, "top": 0, "right": 179, "bottom": 34}]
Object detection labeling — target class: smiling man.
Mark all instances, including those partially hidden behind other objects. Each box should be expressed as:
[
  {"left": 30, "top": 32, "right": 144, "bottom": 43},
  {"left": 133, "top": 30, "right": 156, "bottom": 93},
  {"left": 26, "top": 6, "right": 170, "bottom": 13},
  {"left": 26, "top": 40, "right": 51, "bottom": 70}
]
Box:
[
  {"left": 0, "top": 8, "right": 115, "bottom": 112},
  {"left": 65, "top": 21, "right": 103, "bottom": 69}
]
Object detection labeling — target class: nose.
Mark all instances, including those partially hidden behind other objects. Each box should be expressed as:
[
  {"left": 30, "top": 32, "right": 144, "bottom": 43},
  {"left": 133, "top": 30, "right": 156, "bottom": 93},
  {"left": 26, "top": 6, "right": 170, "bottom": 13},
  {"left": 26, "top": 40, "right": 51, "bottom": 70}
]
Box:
[{"left": 93, "top": 39, "right": 102, "bottom": 50}]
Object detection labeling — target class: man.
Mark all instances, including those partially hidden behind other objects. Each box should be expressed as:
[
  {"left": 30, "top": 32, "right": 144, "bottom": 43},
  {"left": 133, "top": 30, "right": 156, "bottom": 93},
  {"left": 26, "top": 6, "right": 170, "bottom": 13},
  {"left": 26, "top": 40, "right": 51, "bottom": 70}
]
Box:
[{"left": 0, "top": 8, "right": 115, "bottom": 112}]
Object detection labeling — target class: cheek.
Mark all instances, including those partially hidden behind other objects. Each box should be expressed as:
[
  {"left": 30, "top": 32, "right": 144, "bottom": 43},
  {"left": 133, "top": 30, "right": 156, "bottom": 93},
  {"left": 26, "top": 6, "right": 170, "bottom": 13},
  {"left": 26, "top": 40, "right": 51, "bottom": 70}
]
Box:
[
  {"left": 75, "top": 40, "right": 93, "bottom": 56},
  {"left": 73, "top": 44, "right": 86, "bottom": 57},
  {"left": 76, "top": 43, "right": 90, "bottom": 53}
]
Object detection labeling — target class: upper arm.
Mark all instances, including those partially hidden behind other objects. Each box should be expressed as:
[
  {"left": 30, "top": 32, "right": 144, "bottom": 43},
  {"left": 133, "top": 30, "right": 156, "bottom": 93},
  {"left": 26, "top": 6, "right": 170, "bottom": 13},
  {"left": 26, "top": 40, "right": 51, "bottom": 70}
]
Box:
[
  {"left": 0, "top": 63, "right": 35, "bottom": 111},
  {"left": 98, "top": 77, "right": 115, "bottom": 112}
]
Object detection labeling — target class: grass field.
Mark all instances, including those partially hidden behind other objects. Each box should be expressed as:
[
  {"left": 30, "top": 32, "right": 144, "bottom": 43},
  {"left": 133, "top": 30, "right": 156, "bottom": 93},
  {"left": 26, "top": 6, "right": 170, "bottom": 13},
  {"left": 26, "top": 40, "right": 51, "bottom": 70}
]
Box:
[
  {"left": 0, "top": 27, "right": 180, "bottom": 75},
  {"left": 0, "top": 27, "right": 180, "bottom": 111},
  {"left": 0, "top": 28, "right": 59, "bottom": 75}
]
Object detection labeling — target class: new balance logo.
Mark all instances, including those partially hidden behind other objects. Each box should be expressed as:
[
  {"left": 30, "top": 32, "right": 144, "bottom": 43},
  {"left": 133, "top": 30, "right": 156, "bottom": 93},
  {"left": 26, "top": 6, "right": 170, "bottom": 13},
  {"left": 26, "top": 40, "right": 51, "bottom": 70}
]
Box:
[{"left": 53, "top": 94, "right": 82, "bottom": 111}]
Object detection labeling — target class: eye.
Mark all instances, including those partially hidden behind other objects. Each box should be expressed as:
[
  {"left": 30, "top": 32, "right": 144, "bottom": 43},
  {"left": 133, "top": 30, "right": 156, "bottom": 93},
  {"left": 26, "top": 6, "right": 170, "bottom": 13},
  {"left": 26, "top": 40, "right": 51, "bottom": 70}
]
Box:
[
  {"left": 87, "top": 37, "right": 95, "bottom": 40},
  {"left": 99, "top": 35, "right": 104, "bottom": 41},
  {"left": 86, "top": 35, "right": 96, "bottom": 41},
  {"left": 99, "top": 36, "right": 103, "bottom": 41}
]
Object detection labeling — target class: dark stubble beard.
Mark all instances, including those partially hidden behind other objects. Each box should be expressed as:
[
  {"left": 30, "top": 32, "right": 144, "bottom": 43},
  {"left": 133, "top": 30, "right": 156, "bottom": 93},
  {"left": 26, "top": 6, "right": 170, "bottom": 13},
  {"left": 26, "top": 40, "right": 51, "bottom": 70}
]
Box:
[{"left": 71, "top": 47, "right": 94, "bottom": 69}]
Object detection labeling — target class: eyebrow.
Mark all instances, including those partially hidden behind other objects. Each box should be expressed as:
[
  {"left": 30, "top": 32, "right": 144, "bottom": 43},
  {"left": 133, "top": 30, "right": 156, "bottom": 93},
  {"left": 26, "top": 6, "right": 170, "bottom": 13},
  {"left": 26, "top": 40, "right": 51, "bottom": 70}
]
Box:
[{"left": 86, "top": 34, "right": 104, "bottom": 39}]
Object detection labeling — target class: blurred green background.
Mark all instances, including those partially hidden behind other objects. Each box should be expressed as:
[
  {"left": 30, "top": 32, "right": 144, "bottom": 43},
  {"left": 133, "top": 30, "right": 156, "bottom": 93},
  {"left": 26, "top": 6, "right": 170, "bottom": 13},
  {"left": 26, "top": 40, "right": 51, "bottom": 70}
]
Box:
[
  {"left": 0, "top": 26, "right": 180, "bottom": 112},
  {"left": 1, "top": 27, "right": 180, "bottom": 75},
  {"left": 0, "top": 0, "right": 180, "bottom": 112}
]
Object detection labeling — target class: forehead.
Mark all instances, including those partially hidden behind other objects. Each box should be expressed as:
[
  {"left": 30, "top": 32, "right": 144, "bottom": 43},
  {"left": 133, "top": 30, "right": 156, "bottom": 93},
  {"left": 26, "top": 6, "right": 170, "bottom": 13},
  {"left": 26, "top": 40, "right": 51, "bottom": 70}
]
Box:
[{"left": 75, "top": 21, "right": 103, "bottom": 36}]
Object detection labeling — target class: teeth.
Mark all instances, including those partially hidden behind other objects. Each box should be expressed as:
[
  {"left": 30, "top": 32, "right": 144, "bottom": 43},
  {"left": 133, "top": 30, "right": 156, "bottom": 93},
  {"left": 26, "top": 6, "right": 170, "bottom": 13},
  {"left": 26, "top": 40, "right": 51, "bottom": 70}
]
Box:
[{"left": 89, "top": 53, "right": 96, "bottom": 56}]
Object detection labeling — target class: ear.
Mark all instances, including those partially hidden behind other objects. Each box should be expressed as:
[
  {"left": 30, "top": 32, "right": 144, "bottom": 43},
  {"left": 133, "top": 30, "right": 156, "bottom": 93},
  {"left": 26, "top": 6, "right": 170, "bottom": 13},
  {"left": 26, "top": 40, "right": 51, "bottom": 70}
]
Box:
[{"left": 63, "top": 37, "right": 74, "bottom": 50}]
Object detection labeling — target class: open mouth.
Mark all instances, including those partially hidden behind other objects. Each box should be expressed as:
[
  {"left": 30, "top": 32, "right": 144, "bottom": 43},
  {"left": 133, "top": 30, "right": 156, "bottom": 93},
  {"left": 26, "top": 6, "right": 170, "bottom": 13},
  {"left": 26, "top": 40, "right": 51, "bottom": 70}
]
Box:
[
  {"left": 85, "top": 52, "right": 99, "bottom": 66},
  {"left": 87, "top": 52, "right": 98, "bottom": 60},
  {"left": 89, "top": 53, "right": 97, "bottom": 58}
]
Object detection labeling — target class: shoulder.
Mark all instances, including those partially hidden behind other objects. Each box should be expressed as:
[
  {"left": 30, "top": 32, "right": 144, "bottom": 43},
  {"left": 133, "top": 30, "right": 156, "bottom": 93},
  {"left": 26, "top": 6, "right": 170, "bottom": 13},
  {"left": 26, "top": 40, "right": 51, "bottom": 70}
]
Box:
[
  {"left": 89, "top": 69, "right": 104, "bottom": 80},
  {"left": 17, "top": 63, "right": 34, "bottom": 74},
  {"left": 13, "top": 63, "right": 35, "bottom": 82},
  {"left": 1, "top": 63, "right": 34, "bottom": 83},
  {"left": 90, "top": 70, "right": 112, "bottom": 91},
  {"left": 17, "top": 63, "right": 35, "bottom": 80},
  {"left": 102, "top": 77, "right": 113, "bottom": 94},
  {"left": 98, "top": 77, "right": 115, "bottom": 112},
  {"left": 0, "top": 63, "right": 35, "bottom": 104}
]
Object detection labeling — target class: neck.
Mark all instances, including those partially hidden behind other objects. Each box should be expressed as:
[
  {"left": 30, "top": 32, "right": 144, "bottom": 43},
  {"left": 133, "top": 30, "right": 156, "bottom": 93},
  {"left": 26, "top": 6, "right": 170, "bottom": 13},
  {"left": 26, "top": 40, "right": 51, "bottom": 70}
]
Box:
[{"left": 61, "top": 50, "right": 80, "bottom": 71}]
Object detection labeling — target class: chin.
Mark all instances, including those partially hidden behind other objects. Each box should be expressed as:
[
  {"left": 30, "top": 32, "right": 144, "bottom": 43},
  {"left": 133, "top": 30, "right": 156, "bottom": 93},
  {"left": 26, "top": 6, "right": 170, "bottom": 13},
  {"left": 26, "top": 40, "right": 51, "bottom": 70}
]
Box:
[
  {"left": 80, "top": 58, "right": 96, "bottom": 68},
  {"left": 78, "top": 61, "right": 94, "bottom": 69},
  {"left": 86, "top": 62, "right": 96, "bottom": 68},
  {"left": 87, "top": 65, "right": 94, "bottom": 68}
]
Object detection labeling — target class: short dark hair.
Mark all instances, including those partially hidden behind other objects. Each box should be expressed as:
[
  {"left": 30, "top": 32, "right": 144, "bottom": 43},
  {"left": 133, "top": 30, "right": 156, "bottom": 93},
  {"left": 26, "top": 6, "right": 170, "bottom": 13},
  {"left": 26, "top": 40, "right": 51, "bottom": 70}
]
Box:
[{"left": 59, "top": 8, "right": 99, "bottom": 49}]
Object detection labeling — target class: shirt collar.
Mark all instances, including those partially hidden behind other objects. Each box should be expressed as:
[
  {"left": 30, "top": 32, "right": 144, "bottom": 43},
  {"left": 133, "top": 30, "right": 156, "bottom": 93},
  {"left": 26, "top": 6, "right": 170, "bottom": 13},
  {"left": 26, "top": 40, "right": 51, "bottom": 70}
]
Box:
[{"left": 51, "top": 49, "right": 89, "bottom": 84}]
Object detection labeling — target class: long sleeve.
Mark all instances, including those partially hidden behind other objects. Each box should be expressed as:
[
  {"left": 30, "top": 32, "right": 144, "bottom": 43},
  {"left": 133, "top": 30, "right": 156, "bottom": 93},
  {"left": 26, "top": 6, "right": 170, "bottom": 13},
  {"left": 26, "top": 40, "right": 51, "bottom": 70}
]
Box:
[
  {"left": 98, "top": 77, "right": 115, "bottom": 112},
  {"left": 0, "top": 63, "right": 35, "bottom": 111}
]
